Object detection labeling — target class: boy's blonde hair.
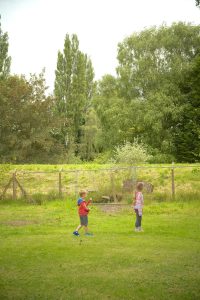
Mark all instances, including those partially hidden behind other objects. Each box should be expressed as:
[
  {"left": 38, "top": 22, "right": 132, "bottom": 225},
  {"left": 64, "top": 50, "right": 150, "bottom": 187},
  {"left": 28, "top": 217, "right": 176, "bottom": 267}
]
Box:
[
  {"left": 136, "top": 182, "right": 144, "bottom": 191},
  {"left": 79, "top": 189, "right": 88, "bottom": 197}
]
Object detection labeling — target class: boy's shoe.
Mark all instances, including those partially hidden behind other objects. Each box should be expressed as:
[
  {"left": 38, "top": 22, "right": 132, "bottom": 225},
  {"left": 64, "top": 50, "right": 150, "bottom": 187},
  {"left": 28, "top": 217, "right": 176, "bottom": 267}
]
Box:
[
  {"left": 85, "top": 232, "right": 93, "bottom": 236},
  {"left": 138, "top": 227, "right": 144, "bottom": 232},
  {"left": 135, "top": 228, "right": 139, "bottom": 232},
  {"left": 73, "top": 231, "right": 80, "bottom": 236}
]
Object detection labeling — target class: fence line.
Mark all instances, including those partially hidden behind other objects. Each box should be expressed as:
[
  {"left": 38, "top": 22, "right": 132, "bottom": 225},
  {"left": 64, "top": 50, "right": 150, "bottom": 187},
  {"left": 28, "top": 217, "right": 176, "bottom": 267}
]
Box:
[
  {"left": 4, "top": 164, "right": 200, "bottom": 175},
  {"left": 0, "top": 164, "right": 200, "bottom": 202}
]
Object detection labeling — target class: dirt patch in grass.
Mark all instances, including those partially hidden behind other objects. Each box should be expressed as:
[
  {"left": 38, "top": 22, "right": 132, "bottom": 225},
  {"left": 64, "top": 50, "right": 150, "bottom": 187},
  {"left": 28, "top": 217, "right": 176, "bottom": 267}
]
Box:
[
  {"left": 2, "top": 220, "right": 39, "bottom": 226},
  {"left": 94, "top": 203, "right": 130, "bottom": 213}
]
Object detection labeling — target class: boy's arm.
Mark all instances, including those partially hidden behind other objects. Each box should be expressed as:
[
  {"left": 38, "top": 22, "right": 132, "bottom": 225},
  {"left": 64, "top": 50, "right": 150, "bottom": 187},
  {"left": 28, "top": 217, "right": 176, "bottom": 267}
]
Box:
[{"left": 86, "top": 198, "right": 92, "bottom": 206}]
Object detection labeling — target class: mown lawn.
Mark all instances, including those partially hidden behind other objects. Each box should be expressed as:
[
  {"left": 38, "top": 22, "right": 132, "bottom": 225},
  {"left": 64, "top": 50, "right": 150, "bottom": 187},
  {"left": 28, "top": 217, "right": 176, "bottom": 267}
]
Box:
[{"left": 0, "top": 200, "right": 200, "bottom": 300}]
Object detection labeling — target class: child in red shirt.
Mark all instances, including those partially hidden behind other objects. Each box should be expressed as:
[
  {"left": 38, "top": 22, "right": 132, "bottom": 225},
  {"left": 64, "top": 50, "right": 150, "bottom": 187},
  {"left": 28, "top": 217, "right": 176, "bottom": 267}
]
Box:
[{"left": 73, "top": 189, "right": 93, "bottom": 236}]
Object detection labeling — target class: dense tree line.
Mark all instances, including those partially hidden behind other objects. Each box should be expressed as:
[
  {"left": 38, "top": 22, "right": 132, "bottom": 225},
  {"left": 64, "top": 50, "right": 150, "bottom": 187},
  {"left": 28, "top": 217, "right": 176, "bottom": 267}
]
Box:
[
  {"left": 0, "top": 18, "right": 65, "bottom": 163},
  {"left": 94, "top": 23, "right": 200, "bottom": 162},
  {"left": 0, "top": 18, "right": 199, "bottom": 163}
]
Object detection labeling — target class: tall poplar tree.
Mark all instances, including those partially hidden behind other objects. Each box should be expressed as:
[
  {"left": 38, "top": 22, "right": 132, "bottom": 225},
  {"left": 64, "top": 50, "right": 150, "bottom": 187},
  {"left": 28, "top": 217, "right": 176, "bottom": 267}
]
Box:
[
  {"left": 0, "top": 16, "right": 11, "bottom": 79},
  {"left": 54, "top": 34, "right": 94, "bottom": 154}
]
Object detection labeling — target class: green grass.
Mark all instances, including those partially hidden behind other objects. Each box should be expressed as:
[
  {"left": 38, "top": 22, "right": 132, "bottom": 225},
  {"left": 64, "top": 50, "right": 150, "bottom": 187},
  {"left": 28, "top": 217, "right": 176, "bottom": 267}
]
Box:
[
  {"left": 1, "top": 163, "right": 200, "bottom": 202},
  {"left": 0, "top": 200, "right": 200, "bottom": 300}
]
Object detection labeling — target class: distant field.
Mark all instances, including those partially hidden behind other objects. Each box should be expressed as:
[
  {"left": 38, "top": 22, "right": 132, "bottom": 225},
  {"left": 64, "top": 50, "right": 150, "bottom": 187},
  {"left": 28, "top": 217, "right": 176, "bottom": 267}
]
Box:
[
  {"left": 0, "top": 164, "right": 200, "bottom": 202},
  {"left": 0, "top": 200, "right": 200, "bottom": 300}
]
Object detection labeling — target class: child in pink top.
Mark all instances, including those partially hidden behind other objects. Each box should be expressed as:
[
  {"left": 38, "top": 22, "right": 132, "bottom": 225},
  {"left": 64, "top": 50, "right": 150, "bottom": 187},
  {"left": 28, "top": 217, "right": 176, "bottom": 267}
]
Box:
[{"left": 133, "top": 182, "right": 144, "bottom": 232}]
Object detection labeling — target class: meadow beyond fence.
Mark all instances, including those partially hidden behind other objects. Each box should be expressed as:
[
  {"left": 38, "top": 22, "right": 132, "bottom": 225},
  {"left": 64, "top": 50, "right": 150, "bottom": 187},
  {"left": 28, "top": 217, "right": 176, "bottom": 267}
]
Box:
[{"left": 0, "top": 164, "right": 200, "bottom": 203}]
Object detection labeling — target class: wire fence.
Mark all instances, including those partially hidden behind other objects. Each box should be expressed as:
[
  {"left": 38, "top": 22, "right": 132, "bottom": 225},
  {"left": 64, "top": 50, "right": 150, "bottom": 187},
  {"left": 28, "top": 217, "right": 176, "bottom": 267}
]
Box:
[{"left": 0, "top": 164, "right": 200, "bottom": 203}]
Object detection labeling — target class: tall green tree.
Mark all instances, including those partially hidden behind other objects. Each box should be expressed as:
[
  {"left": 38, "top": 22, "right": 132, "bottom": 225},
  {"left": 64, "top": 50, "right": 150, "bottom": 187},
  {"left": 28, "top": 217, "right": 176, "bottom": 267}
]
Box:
[
  {"left": 117, "top": 23, "right": 200, "bottom": 101},
  {"left": 173, "top": 54, "right": 200, "bottom": 162},
  {"left": 80, "top": 108, "right": 101, "bottom": 160},
  {"left": 116, "top": 23, "right": 200, "bottom": 158},
  {"left": 0, "top": 72, "right": 65, "bottom": 163},
  {"left": 98, "top": 74, "right": 119, "bottom": 98},
  {"left": 54, "top": 34, "right": 95, "bottom": 154},
  {"left": 0, "top": 15, "right": 11, "bottom": 79},
  {"left": 93, "top": 75, "right": 135, "bottom": 150}
]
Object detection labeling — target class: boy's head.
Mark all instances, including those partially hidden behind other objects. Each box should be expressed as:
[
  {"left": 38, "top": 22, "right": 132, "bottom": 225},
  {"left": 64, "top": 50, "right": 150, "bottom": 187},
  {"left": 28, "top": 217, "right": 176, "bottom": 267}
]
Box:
[
  {"left": 79, "top": 189, "right": 88, "bottom": 198},
  {"left": 136, "top": 182, "right": 144, "bottom": 191}
]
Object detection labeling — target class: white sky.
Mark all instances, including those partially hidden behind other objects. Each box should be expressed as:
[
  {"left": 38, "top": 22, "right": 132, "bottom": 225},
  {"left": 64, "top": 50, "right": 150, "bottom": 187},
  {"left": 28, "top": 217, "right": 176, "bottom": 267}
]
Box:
[{"left": 0, "top": 0, "right": 199, "bottom": 93}]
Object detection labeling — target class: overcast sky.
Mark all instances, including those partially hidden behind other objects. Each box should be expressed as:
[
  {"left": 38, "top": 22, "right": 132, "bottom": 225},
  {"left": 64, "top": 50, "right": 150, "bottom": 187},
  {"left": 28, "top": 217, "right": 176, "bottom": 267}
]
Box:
[{"left": 0, "top": 0, "right": 199, "bottom": 92}]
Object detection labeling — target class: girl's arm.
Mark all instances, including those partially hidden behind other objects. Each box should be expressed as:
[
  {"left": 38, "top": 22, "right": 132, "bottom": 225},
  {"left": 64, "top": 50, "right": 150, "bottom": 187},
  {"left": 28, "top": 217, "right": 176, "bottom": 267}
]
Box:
[
  {"left": 133, "top": 192, "right": 136, "bottom": 206},
  {"left": 140, "top": 193, "right": 144, "bottom": 206}
]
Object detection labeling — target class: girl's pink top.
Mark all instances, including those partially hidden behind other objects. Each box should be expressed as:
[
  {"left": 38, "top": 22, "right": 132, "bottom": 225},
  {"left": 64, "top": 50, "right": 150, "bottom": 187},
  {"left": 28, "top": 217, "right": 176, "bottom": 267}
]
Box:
[{"left": 134, "top": 191, "right": 144, "bottom": 216}]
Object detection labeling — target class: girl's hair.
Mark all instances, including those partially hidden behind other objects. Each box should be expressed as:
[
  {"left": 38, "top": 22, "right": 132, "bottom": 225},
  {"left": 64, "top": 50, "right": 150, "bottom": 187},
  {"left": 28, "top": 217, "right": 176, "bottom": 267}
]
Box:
[
  {"left": 136, "top": 182, "right": 144, "bottom": 191},
  {"left": 79, "top": 189, "right": 87, "bottom": 197}
]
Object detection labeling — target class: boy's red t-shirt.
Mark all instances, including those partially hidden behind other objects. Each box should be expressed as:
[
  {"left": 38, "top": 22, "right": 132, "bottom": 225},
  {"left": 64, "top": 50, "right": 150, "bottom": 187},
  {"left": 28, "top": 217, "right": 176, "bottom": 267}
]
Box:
[{"left": 78, "top": 199, "right": 91, "bottom": 216}]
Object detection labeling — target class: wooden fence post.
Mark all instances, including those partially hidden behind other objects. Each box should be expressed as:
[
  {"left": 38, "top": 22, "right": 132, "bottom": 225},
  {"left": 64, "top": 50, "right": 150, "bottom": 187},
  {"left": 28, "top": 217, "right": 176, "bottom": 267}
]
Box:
[
  {"left": 171, "top": 162, "right": 175, "bottom": 199},
  {"left": 12, "top": 171, "right": 17, "bottom": 200},
  {"left": 75, "top": 170, "right": 79, "bottom": 196},
  {"left": 59, "top": 170, "right": 62, "bottom": 198},
  {"left": 110, "top": 171, "right": 117, "bottom": 203},
  {"left": 132, "top": 166, "right": 137, "bottom": 187}
]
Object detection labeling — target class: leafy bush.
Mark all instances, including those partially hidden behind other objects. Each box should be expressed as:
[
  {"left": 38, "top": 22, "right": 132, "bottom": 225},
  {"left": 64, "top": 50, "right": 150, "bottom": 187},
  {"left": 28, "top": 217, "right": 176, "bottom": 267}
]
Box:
[
  {"left": 93, "top": 151, "right": 113, "bottom": 164},
  {"left": 113, "top": 142, "right": 150, "bottom": 164},
  {"left": 65, "top": 152, "right": 82, "bottom": 164},
  {"left": 148, "top": 153, "right": 175, "bottom": 164}
]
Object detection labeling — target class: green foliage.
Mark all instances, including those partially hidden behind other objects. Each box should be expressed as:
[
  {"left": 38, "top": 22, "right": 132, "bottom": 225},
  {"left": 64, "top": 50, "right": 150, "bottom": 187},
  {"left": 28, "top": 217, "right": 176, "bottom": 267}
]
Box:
[
  {"left": 0, "top": 72, "right": 66, "bottom": 163},
  {"left": 93, "top": 151, "right": 113, "bottom": 163},
  {"left": 0, "top": 16, "right": 11, "bottom": 79},
  {"left": 173, "top": 54, "right": 200, "bottom": 162},
  {"left": 114, "top": 23, "right": 200, "bottom": 162},
  {"left": 92, "top": 23, "right": 200, "bottom": 163},
  {"left": 94, "top": 76, "right": 140, "bottom": 151},
  {"left": 148, "top": 153, "right": 175, "bottom": 164},
  {"left": 54, "top": 34, "right": 95, "bottom": 154},
  {"left": 1, "top": 19, "right": 200, "bottom": 163},
  {"left": 113, "top": 141, "right": 150, "bottom": 164},
  {"left": 97, "top": 74, "right": 119, "bottom": 98},
  {"left": 117, "top": 22, "right": 200, "bottom": 99},
  {"left": 80, "top": 108, "right": 101, "bottom": 160},
  {"left": 93, "top": 95, "right": 129, "bottom": 149}
]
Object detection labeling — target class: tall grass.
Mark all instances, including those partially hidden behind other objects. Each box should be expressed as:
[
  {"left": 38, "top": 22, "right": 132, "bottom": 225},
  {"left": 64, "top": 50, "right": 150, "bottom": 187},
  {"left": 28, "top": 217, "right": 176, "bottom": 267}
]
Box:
[{"left": 0, "top": 164, "right": 200, "bottom": 203}]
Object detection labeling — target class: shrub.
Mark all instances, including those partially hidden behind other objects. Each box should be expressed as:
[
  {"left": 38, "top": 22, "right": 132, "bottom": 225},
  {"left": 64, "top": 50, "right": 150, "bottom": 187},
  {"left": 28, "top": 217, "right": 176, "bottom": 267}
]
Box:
[
  {"left": 113, "top": 142, "right": 150, "bottom": 164},
  {"left": 148, "top": 153, "right": 175, "bottom": 164},
  {"left": 93, "top": 151, "right": 113, "bottom": 164}
]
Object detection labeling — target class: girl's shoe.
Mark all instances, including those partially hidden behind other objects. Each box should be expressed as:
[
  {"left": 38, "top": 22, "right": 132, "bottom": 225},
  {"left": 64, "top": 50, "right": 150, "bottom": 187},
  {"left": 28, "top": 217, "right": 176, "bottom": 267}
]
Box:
[
  {"left": 85, "top": 232, "right": 93, "bottom": 236},
  {"left": 73, "top": 231, "right": 80, "bottom": 236}
]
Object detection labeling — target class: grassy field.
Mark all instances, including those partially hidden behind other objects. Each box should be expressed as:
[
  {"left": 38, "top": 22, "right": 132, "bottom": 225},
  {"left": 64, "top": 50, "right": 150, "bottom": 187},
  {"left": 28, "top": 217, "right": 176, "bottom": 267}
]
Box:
[
  {"left": 1, "top": 163, "right": 200, "bottom": 202},
  {"left": 0, "top": 199, "right": 200, "bottom": 300}
]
